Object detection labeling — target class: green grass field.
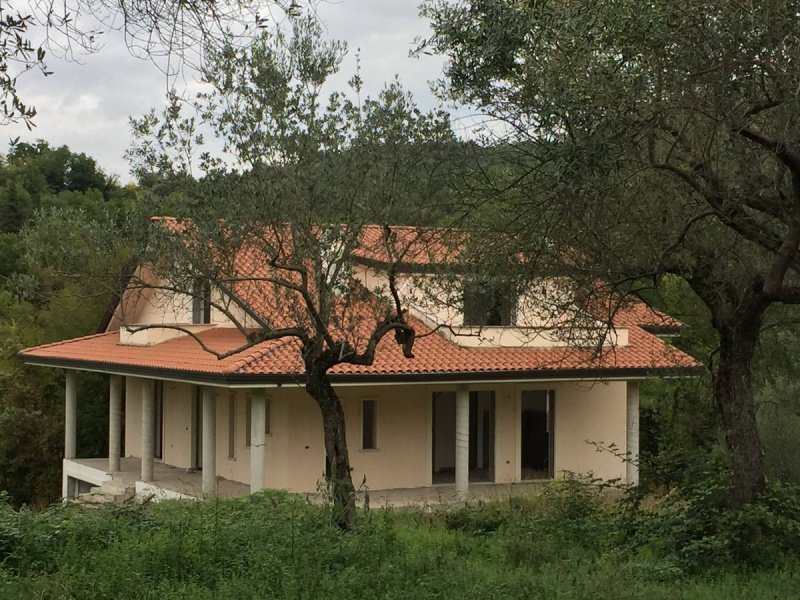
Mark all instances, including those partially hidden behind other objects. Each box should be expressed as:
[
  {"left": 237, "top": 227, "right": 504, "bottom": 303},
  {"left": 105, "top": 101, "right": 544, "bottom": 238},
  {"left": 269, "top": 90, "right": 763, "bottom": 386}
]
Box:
[{"left": 1, "top": 483, "right": 799, "bottom": 599}]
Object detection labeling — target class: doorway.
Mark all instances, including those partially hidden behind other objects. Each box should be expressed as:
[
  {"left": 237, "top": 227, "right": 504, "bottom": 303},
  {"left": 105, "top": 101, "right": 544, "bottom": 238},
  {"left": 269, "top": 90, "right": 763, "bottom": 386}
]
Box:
[
  {"left": 432, "top": 390, "right": 495, "bottom": 483},
  {"left": 191, "top": 386, "right": 203, "bottom": 470},
  {"left": 520, "top": 389, "right": 554, "bottom": 479},
  {"left": 154, "top": 381, "right": 164, "bottom": 460}
]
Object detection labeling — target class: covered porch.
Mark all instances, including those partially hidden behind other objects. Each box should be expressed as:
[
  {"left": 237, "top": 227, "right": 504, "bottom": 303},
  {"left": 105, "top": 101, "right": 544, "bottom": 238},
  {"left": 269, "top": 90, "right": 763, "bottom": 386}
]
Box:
[
  {"left": 60, "top": 369, "right": 642, "bottom": 504},
  {"left": 62, "top": 370, "right": 271, "bottom": 500},
  {"left": 66, "top": 456, "right": 552, "bottom": 507},
  {"left": 64, "top": 457, "right": 250, "bottom": 501}
]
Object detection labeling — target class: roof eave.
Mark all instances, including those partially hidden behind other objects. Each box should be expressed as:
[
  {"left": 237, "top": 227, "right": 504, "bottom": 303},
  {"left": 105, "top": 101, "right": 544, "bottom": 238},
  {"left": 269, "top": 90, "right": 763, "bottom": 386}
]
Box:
[{"left": 18, "top": 354, "right": 704, "bottom": 388}]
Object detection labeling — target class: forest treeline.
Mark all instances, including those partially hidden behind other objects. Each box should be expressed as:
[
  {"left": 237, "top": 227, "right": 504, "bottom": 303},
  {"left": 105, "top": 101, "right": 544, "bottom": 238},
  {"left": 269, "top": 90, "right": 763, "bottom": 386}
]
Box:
[{"left": 0, "top": 141, "right": 136, "bottom": 505}]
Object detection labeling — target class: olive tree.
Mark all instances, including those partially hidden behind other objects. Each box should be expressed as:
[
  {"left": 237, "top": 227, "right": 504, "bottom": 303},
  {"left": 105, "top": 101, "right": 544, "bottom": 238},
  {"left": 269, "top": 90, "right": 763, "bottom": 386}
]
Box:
[
  {"left": 120, "top": 16, "right": 457, "bottom": 528},
  {"left": 422, "top": 0, "right": 800, "bottom": 505},
  {"left": 1, "top": 0, "right": 303, "bottom": 126}
]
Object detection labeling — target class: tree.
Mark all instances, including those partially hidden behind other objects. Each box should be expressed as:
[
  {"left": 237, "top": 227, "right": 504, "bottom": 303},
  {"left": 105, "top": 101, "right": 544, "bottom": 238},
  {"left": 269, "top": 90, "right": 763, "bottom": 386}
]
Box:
[
  {"left": 113, "top": 17, "right": 456, "bottom": 528},
  {"left": 421, "top": 0, "right": 800, "bottom": 505},
  {"left": 0, "top": 141, "right": 132, "bottom": 506},
  {"left": 0, "top": 0, "right": 303, "bottom": 127}
]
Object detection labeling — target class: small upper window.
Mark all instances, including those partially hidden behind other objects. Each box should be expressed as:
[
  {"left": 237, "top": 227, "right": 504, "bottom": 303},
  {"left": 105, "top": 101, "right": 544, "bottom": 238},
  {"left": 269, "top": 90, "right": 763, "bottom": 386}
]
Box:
[
  {"left": 192, "top": 279, "right": 212, "bottom": 324},
  {"left": 463, "top": 280, "right": 515, "bottom": 326}
]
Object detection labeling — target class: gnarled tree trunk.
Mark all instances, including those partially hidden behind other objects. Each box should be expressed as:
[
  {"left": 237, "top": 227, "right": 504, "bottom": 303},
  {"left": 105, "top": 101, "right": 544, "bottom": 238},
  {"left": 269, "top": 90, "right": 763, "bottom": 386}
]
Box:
[
  {"left": 706, "top": 281, "right": 768, "bottom": 506},
  {"left": 305, "top": 366, "right": 356, "bottom": 530},
  {"left": 713, "top": 322, "right": 767, "bottom": 506}
]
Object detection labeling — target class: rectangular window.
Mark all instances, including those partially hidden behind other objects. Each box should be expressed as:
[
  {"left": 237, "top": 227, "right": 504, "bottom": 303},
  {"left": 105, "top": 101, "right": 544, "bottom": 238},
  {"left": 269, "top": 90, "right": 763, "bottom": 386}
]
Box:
[
  {"left": 463, "top": 280, "right": 515, "bottom": 326},
  {"left": 192, "top": 279, "right": 212, "bottom": 324},
  {"left": 228, "top": 393, "right": 236, "bottom": 460},
  {"left": 245, "top": 396, "right": 271, "bottom": 446},
  {"left": 154, "top": 381, "right": 164, "bottom": 460},
  {"left": 362, "top": 399, "right": 377, "bottom": 450}
]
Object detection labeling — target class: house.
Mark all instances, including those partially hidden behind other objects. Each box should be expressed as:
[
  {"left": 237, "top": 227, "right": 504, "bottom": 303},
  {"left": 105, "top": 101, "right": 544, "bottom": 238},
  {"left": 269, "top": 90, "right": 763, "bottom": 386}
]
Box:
[{"left": 18, "top": 221, "right": 700, "bottom": 503}]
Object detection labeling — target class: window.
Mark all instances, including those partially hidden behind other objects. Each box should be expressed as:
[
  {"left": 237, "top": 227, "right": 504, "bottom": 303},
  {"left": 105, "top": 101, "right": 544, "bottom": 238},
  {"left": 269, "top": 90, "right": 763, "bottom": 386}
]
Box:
[
  {"left": 228, "top": 393, "right": 236, "bottom": 460},
  {"left": 154, "top": 381, "right": 164, "bottom": 460},
  {"left": 362, "top": 399, "right": 378, "bottom": 450},
  {"left": 463, "top": 280, "right": 515, "bottom": 326},
  {"left": 245, "top": 396, "right": 271, "bottom": 446},
  {"left": 192, "top": 278, "right": 212, "bottom": 324}
]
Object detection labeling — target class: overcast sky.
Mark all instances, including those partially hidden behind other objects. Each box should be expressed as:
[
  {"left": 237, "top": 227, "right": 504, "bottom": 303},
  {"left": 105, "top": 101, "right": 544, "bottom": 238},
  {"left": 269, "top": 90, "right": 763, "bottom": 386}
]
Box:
[{"left": 4, "top": 1, "right": 453, "bottom": 183}]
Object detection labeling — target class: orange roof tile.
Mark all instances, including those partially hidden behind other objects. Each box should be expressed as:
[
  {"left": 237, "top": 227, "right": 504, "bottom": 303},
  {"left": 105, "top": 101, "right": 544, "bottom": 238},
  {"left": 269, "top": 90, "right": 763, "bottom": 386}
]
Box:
[
  {"left": 20, "top": 319, "right": 701, "bottom": 384},
  {"left": 20, "top": 219, "right": 699, "bottom": 383}
]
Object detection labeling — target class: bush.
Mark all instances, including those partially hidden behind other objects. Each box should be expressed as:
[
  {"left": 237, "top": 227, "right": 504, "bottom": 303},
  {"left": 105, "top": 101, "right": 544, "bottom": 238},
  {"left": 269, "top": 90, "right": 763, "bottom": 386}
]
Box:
[{"left": 619, "top": 467, "right": 800, "bottom": 572}]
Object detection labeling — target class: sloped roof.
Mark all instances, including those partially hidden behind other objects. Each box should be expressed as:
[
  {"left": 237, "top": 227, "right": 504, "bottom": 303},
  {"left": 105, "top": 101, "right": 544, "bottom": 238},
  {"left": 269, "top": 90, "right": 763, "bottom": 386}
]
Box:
[
  {"left": 20, "top": 219, "right": 700, "bottom": 384},
  {"left": 19, "top": 317, "right": 701, "bottom": 385}
]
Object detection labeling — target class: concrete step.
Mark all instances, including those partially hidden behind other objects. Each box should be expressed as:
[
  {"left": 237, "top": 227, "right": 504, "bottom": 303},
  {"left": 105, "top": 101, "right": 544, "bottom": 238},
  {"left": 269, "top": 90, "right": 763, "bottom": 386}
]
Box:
[{"left": 78, "top": 480, "right": 135, "bottom": 505}]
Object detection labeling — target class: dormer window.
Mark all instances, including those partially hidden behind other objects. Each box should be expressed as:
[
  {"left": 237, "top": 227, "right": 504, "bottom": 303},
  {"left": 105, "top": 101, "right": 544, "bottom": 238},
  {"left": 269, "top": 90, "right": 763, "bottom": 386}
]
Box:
[
  {"left": 192, "top": 279, "right": 212, "bottom": 324},
  {"left": 463, "top": 280, "right": 515, "bottom": 326}
]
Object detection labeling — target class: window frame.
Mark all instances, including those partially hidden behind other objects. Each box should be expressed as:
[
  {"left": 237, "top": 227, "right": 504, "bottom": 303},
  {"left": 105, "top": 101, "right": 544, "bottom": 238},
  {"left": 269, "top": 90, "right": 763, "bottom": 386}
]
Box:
[
  {"left": 462, "top": 279, "right": 516, "bottom": 327},
  {"left": 192, "top": 278, "right": 212, "bottom": 324},
  {"left": 361, "top": 398, "right": 378, "bottom": 451},
  {"left": 227, "top": 392, "right": 236, "bottom": 460}
]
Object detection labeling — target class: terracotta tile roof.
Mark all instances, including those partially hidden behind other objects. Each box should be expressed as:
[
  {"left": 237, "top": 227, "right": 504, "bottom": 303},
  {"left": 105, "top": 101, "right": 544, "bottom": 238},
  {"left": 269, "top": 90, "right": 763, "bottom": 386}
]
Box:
[
  {"left": 612, "top": 303, "right": 683, "bottom": 331},
  {"left": 353, "top": 225, "right": 463, "bottom": 266},
  {"left": 19, "top": 318, "right": 701, "bottom": 383},
  {"left": 20, "top": 218, "right": 699, "bottom": 382}
]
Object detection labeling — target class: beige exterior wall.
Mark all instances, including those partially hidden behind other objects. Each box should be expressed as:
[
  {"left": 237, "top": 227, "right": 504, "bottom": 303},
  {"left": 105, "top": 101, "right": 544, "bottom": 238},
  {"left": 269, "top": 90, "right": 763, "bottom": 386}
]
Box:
[
  {"left": 124, "top": 377, "right": 143, "bottom": 457},
  {"left": 354, "top": 265, "right": 626, "bottom": 349},
  {"left": 340, "top": 385, "right": 431, "bottom": 491},
  {"left": 550, "top": 380, "right": 628, "bottom": 481},
  {"left": 122, "top": 377, "right": 630, "bottom": 492},
  {"left": 162, "top": 382, "right": 193, "bottom": 469}
]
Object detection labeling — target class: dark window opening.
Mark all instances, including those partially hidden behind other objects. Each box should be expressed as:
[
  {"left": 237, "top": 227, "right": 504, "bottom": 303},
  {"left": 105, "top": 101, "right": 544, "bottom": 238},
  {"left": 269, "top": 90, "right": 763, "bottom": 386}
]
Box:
[
  {"left": 154, "top": 381, "right": 164, "bottom": 460},
  {"left": 463, "top": 281, "right": 514, "bottom": 326},
  {"left": 521, "top": 390, "right": 555, "bottom": 480},
  {"left": 362, "top": 399, "right": 377, "bottom": 450},
  {"left": 228, "top": 394, "right": 236, "bottom": 460},
  {"left": 431, "top": 391, "right": 495, "bottom": 483},
  {"left": 192, "top": 279, "right": 212, "bottom": 324},
  {"left": 192, "top": 386, "right": 202, "bottom": 470}
]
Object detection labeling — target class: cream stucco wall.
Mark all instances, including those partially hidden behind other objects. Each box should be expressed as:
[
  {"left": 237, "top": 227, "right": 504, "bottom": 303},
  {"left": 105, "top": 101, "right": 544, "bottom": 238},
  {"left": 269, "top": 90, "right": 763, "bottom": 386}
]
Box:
[
  {"left": 124, "top": 377, "right": 143, "bottom": 457},
  {"left": 550, "top": 380, "right": 628, "bottom": 481},
  {"left": 162, "top": 382, "right": 193, "bottom": 469},
  {"left": 353, "top": 265, "right": 626, "bottom": 349},
  {"left": 122, "top": 377, "right": 631, "bottom": 493}
]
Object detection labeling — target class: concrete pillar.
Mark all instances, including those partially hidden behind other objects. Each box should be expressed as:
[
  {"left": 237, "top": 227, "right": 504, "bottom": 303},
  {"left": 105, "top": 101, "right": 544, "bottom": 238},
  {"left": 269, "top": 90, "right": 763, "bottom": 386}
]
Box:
[
  {"left": 250, "top": 392, "right": 267, "bottom": 493},
  {"left": 141, "top": 378, "right": 155, "bottom": 482},
  {"left": 109, "top": 375, "right": 122, "bottom": 473},
  {"left": 455, "top": 385, "right": 470, "bottom": 501},
  {"left": 64, "top": 370, "right": 77, "bottom": 460},
  {"left": 202, "top": 387, "right": 217, "bottom": 497},
  {"left": 626, "top": 381, "right": 640, "bottom": 486}
]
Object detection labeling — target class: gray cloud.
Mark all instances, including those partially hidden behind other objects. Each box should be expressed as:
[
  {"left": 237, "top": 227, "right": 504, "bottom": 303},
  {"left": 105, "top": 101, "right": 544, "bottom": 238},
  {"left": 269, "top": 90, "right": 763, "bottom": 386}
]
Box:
[{"left": 3, "top": 1, "right": 449, "bottom": 183}]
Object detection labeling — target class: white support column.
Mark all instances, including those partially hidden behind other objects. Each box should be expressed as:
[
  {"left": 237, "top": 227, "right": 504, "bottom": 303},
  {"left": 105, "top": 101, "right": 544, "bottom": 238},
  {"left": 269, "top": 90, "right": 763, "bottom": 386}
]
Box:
[
  {"left": 202, "top": 387, "right": 217, "bottom": 497},
  {"left": 250, "top": 392, "right": 267, "bottom": 493},
  {"left": 64, "top": 370, "right": 77, "bottom": 460},
  {"left": 455, "top": 385, "right": 470, "bottom": 501},
  {"left": 141, "top": 378, "right": 155, "bottom": 482},
  {"left": 108, "top": 375, "right": 122, "bottom": 473},
  {"left": 626, "top": 381, "right": 640, "bottom": 486}
]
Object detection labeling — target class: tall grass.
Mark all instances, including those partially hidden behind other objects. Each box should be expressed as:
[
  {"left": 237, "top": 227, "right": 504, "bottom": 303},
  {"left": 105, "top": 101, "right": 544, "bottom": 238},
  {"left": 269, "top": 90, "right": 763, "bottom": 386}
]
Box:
[{"left": 0, "top": 483, "right": 798, "bottom": 599}]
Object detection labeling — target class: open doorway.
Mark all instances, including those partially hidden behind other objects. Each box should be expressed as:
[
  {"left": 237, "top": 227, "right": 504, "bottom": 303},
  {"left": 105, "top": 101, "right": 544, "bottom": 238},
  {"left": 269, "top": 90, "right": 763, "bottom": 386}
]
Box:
[
  {"left": 432, "top": 390, "right": 495, "bottom": 484},
  {"left": 191, "top": 386, "right": 203, "bottom": 470},
  {"left": 521, "top": 390, "right": 554, "bottom": 479}
]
